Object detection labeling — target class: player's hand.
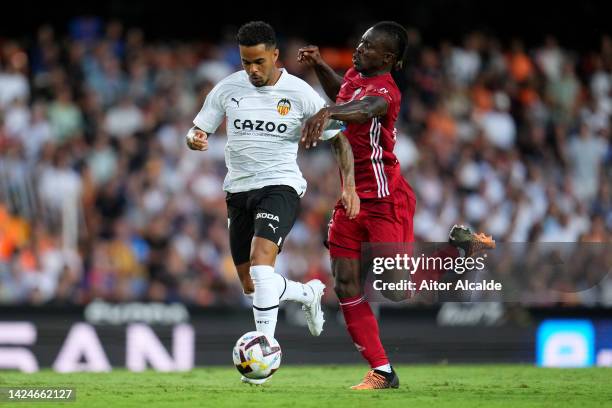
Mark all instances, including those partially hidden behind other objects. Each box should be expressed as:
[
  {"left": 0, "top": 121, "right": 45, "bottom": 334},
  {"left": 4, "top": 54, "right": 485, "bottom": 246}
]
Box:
[
  {"left": 297, "top": 45, "right": 323, "bottom": 66},
  {"left": 301, "top": 108, "right": 330, "bottom": 149},
  {"left": 341, "top": 186, "right": 360, "bottom": 219},
  {"left": 186, "top": 127, "right": 208, "bottom": 151}
]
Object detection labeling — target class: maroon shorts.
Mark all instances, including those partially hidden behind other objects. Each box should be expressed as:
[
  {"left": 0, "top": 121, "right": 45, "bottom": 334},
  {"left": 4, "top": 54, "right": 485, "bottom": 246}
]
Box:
[{"left": 328, "top": 178, "right": 416, "bottom": 259}]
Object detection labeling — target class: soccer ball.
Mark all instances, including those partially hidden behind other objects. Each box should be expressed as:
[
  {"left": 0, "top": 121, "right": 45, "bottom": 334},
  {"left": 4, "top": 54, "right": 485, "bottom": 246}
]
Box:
[{"left": 232, "top": 331, "right": 282, "bottom": 380}]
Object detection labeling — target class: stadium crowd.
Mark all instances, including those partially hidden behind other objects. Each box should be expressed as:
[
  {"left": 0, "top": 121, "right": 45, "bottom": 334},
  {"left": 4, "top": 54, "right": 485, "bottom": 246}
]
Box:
[{"left": 0, "top": 18, "right": 610, "bottom": 306}]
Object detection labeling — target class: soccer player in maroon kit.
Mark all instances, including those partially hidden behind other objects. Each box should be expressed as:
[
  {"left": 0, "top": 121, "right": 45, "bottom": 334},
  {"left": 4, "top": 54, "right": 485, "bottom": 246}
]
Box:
[{"left": 299, "top": 22, "right": 494, "bottom": 389}]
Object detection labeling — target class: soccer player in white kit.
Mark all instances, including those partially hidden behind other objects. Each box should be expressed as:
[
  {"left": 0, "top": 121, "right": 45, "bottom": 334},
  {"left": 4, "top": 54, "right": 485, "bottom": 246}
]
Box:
[{"left": 186, "top": 21, "right": 359, "bottom": 383}]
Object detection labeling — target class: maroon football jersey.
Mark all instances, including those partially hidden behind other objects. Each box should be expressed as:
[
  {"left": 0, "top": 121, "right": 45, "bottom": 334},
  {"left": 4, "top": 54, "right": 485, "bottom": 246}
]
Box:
[{"left": 336, "top": 67, "right": 402, "bottom": 199}]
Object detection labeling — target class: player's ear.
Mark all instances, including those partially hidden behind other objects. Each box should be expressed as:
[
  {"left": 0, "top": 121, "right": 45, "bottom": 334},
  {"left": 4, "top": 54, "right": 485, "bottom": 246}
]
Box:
[
  {"left": 273, "top": 48, "right": 279, "bottom": 63},
  {"left": 383, "top": 52, "right": 395, "bottom": 67}
]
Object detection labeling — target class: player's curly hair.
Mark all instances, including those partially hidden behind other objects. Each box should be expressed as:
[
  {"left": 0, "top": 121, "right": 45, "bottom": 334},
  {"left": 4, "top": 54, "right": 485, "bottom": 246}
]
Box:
[
  {"left": 372, "top": 21, "right": 408, "bottom": 70},
  {"left": 237, "top": 21, "right": 277, "bottom": 49}
]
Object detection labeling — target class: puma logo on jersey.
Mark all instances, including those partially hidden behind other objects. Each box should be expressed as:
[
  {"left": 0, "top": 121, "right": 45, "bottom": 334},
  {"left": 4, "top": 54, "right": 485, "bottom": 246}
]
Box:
[
  {"left": 256, "top": 212, "right": 279, "bottom": 222},
  {"left": 231, "top": 97, "right": 243, "bottom": 107},
  {"left": 268, "top": 223, "right": 278, "bottom": 233}
]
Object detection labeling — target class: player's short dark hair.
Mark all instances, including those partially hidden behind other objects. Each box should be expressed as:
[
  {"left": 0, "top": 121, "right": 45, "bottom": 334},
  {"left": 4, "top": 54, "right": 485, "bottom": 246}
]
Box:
[
  {"left": 237, "top": 21, "right": 276, "bottom": 49},
  {"left": 372, "top": 21, "right": 408, "bottom": 70}
]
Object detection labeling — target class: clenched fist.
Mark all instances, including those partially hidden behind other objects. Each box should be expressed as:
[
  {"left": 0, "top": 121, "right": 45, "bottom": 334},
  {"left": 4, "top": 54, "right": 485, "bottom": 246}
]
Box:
[
  {"left": 186, "top": 127, "right": 208, "bottom": 151},
  {"left": 297, "top": 45, "right": 323, "bottom": 67}
]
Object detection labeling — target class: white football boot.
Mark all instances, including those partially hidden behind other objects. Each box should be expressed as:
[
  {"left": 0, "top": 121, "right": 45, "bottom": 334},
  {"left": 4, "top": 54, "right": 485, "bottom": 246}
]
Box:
[{"left": 302, "top": 279, "right": 326, "bottom": 336}]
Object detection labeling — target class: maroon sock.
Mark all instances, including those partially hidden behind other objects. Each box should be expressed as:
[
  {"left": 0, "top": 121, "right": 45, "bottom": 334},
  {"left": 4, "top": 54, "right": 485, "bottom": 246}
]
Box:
[{"left": 339, "top": 295, "right": 389, "bottom": 368}]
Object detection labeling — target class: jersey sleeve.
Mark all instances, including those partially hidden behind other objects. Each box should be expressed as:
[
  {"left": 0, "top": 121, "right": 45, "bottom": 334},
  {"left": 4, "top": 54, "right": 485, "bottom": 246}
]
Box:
[
  {"left": 343, "top": 67, "right": 357, "bottom": 82},
  {"left": 302, "top": 85, "right": 342, "bottom": 141},
  {"left": 363, "top": 81, "right": 394, "bottom": 106},
  {"left": 193, "top": 82, "right": 226, "bottom": 133}
]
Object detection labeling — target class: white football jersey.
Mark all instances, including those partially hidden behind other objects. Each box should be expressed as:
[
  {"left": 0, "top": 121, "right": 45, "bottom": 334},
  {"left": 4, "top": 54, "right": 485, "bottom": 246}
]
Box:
[{"left": 193, "top": 68, "right": 338, "bottom": 196}]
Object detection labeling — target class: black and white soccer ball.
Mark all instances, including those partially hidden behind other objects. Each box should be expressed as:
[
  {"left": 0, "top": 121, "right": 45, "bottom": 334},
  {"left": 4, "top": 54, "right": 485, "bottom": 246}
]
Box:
[{"left": 232, "top": 331, "right": 282, "bottom": 380}]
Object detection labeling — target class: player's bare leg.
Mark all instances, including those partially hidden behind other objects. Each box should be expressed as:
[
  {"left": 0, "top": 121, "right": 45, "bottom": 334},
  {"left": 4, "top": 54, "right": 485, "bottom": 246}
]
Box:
[
  {"left": 236, "top": 262, "right": 254, "bottom": 297},
  {"left": 250, "top": 237, "right": 278, "bottom": 265},
  {"left": 332, "top": 258, "right": 399, "bottom": 389},
  {"left": 332, "top": 258, "right": 361, "bottom": 298}
]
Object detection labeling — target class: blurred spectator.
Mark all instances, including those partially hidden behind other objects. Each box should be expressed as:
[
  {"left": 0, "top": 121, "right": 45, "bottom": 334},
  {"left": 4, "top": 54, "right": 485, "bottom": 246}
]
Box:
[
  {"left": 477, "top": 91, "right": 516, "bottom": 149},
  {"left": 104, "top": 96, "right": 144, "bottom": 137},
  {"left": 0, "top": 48, "right": 29, "bottom": 109},
  {"left": 508, "top": 39, "right": 533, "bottom": 83},
  {"left": 535, "top": 36, "right": 564, "bottom": 82},
  {"left": 547, "top": 59, "right": 581, "bottom": 125},
  {"left": 48, "top": 87, "right": 83, "bottom": 143},
  {"left": 565, "top": 121, "right": 608, "bottom": 201}
]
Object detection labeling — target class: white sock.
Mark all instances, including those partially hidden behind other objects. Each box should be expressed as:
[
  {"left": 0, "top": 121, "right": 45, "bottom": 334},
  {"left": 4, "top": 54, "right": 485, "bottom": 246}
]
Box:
[
  {"left": 374, "top": 364, "right": 392, "bottom": 373},
  {"left": 278, "top": 276, "right": 315, "bottom": 305},
  {"left": 250, "top": 265, "right": 279, "bottom": 338},
  {"left": 243, "top": 291, "right": 254, "bottom": 299}
]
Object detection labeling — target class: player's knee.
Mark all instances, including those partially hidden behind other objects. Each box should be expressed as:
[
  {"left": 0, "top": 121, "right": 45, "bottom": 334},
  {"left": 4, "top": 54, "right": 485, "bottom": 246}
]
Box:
[
  {"left": 249, "top": 238, "right": 277, "bottom": 265},
  {"left": 332, "top": 258, "right": 361, "bottom": 298},
  {"left": 250, "top": 251, "right": 274, "bottom": 266},
  {"left": 333, "top": 271, "right": 360, "bottom": 298},
  {"left": 334, "top": 281, "right": 360, "bottom": 299}
]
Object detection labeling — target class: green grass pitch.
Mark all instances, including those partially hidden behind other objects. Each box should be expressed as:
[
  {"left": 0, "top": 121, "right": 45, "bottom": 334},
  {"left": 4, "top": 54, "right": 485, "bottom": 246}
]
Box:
[{"left": 1, "top": 365, "right": 611, "bottom": 407}]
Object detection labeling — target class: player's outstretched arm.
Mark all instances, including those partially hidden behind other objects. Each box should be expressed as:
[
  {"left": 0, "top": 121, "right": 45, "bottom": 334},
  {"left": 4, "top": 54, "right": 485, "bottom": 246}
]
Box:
[
  {"left": 185, "top": 126, "right": 209, "bottom": 151},
  {"left": 326, "top": 96, "right": 388, "bottom": 123},
  {"left": 330, "top": 132, "right": 359, "bottom": 219},
  {"left": 301, "top": 96, "right": 388, "bottom": 148},
  {"left": 297, "top": 45, "right": 343, "bottom": 100}
]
